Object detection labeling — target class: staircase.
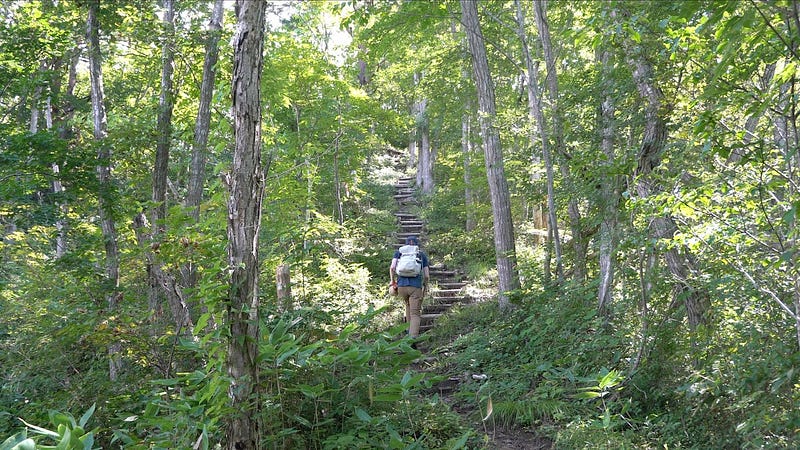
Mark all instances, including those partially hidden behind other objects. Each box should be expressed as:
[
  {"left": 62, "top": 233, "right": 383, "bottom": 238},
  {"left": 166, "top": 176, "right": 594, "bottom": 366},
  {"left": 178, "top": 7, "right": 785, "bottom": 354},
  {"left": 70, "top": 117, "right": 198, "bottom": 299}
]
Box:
[{"left": 393, "top": 176, "right": 470, "bottom": 334}]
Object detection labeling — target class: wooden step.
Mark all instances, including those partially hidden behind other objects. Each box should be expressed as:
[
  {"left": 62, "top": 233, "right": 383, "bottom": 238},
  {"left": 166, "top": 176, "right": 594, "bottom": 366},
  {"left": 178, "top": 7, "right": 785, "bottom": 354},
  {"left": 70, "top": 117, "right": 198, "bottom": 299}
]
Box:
[
  {"left": 422, "top": 304, "right": 452, "bottom": 314},
  {"left": 438, "top": 282, "right": 467, "bottom": 289},
  {"left": 431, "top": 288, "right": 463, "bottom": 297},
  {"left": 420, "top": 313, "right": 443, "bottom": 324},
  {"left": 430, "top": 296, "right": 469, "bottom": 305}
]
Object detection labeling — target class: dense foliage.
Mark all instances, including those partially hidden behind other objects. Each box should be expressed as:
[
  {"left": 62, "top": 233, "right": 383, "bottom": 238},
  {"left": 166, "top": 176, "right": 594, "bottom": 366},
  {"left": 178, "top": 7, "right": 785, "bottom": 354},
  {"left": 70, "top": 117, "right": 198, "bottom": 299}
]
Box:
[{"left": 1, "top": 0, "right": 799, "bottom": 448}]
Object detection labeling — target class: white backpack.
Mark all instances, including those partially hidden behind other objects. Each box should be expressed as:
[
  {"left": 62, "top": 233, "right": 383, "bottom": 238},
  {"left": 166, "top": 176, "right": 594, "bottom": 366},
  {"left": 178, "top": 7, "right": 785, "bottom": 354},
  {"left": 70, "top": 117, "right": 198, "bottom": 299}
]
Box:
[{"left": 396, "top": 245, "right": 422, "bottom": 277}]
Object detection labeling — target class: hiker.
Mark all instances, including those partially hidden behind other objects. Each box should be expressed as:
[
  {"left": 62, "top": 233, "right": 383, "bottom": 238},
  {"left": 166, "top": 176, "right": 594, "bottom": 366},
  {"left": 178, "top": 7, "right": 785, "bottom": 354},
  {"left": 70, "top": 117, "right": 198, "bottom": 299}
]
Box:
[{"left": 389, "top": 235, "right": 430, "bottom": 338}]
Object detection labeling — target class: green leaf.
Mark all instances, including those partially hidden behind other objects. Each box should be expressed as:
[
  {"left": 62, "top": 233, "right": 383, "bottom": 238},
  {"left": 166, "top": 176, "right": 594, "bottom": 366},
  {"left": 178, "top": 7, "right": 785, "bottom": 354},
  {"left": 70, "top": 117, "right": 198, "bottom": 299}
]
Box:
[
  {"left": 78, "top": 404, "right": 95, "bottom": 429},
  {"left": 0, "top": 431, "right": 35, "bottom": 450},
  {"left": 575, "top": 391, "right": 602, "bottom": 399},
  {"left": 354, "top": 407, "right": 372, "bottom": 422},
  {"left": 447, "top": 431, "right": 471, "bottom": 450}
]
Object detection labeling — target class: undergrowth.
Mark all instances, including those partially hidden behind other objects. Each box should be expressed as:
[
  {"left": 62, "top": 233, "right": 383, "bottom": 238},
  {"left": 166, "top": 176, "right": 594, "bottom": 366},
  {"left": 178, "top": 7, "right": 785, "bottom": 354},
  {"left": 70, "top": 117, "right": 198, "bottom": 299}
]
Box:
[{"left": 423, "top": 284, "right": 800, "bottom": 448}]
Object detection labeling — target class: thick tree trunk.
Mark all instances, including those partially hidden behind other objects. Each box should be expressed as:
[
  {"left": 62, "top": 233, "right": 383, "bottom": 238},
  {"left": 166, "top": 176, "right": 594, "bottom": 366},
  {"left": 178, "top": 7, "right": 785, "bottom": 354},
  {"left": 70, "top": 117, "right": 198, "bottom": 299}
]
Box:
[
  {"left": 515, "top": 0, "right": 563, "bottom": 280},
  {"left": 225, "top": 1, "right": 267, "bottom": 448},
  {"left": 187, "top": 0, "right": 224, "bottom": 221},
  {"left": 87, "top": 0, "right": 122, "bottom": 381},
  {"left": 415, "top": 93, "right": 434, "bottom": 194},
  {"left": 533, "top": 0, "right": 586, "bottom": 282},
  {"left": 461, "top": 0, "right": 520, "bottom": 308}
]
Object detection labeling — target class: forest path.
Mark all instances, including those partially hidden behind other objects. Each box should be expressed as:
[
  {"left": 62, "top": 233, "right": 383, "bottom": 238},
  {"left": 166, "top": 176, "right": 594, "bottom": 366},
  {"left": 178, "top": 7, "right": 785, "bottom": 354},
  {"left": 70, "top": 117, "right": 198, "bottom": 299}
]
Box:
[{"left": 391, "top": 176, "right": 554, "bottom": 449}]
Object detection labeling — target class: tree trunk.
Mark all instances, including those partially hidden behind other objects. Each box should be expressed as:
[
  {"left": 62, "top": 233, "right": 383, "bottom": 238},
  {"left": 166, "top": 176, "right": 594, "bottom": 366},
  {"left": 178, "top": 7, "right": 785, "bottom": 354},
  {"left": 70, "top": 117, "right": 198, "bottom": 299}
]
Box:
[
  {"left": 419, "top": 106, "right": 433, "bottom": 194},
  {"left": 461, "top": 0, "right": 520, "bottom": 308},
  {"left": 87, "top": 0, "right": 122, "bottom": 381},
  {"left": 276, "top": 264, "right": 292, "bottom": 312},
  {"left": 187, "top": 0, "right": 224, "bottom": 221},
  {"left": 597, "top": 43, "right": 620, "bottom": 317},
  {"left": 152, "top": 0, "right": 175, "bottom": 230},
  {"left": 225, "top": 1, "right": 267, "bottom": 448},
  {"left": 614, "top": 7, "right": 709, "bottom": 330},
  {"left": 415, "top": 91, "right": 434, "bottom": 194},
  {"left": 184, "top": 0, "right": 224, "bottom": 331},
  {"left": 515, "top": 0, "right": 563, "bottom": 280},
  {"left": 533, "top": 0, "right": 586, "bottom": 282},
  {"left": 462, "top": 110, "right": 477, "bottom": 232}
]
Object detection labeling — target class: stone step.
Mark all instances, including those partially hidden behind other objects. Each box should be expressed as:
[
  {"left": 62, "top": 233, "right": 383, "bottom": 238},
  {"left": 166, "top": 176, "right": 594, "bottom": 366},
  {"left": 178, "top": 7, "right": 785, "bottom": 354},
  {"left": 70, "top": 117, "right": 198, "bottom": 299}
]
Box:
[{"left": 429, "top": 270, "right": 458, "bottom": 278}]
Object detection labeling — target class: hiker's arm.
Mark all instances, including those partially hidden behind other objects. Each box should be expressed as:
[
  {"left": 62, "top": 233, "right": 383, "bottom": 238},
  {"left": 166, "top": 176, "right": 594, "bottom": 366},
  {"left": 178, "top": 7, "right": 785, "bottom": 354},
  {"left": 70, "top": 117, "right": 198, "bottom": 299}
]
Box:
[
  {"left": 389, "top": 258, "right": 398, "bottom": 283},
  {"left": 423, "top": 266, "right": 430, "bottom": 286}
]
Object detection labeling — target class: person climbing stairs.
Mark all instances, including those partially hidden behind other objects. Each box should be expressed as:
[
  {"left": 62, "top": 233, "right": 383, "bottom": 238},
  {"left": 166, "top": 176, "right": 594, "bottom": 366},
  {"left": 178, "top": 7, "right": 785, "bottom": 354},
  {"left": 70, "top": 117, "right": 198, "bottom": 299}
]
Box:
[{"left": 391, "top": 176, "right": 471, "bottom": 337}]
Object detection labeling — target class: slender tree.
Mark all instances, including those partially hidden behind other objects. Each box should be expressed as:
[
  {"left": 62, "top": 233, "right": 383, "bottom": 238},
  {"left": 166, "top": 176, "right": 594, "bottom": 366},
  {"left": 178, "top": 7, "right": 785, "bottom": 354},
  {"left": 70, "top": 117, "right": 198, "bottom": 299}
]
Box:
[
  {"left": 152, "top": 0, "right": 175, "bottom": 230},
  {"left": 187, "top": 0, "right": 224, "bottom": 222},
  {"left": 225, "top": 1, "right": 267, "bottom": 447},
  {"left": 533, "top": 0, "right": 586, "bottom": 282},
  {"left": 87, "top": 0, "right": 122, "bottom": 380},
  {"left": 461, "top": 0, "right": 520, "bottom": 308},
  {"left": 514, "top": 0, "right": 563, "bottom": 281},
  {"left": 596, "top": 42, "right": 620, "bottom": 317}
]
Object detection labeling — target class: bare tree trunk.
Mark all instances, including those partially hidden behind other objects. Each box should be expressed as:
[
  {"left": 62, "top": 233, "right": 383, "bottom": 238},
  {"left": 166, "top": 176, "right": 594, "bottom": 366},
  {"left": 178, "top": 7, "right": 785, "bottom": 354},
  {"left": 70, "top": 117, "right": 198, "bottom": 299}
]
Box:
[
  {"left": 276, "top": 264, "right": 292, "bottom": 311},
  {"left": 334, "top": 101, "right": 344, "bottom": 225},
  {"left": 614, "top": 7, "right": 709, "bottom": 330},
  {"left": 515, "top": 0, "right": 563, "bottom": 280},
  {"left": 30, "top": 58, "right": 69, "bottom": 259},
  {"left": 533, "top": 0, "right": 586, "bottom": 282},
  {"left": 183, "top": 0, "right": 224, "bottom": 332},
  {"left": 414, "top": 90, "right": 434, "bottom": 194},
  {"left": 49, "top": 48, "right": 80, "bottom": 259},
  {"left": 597, "top": 43, "right": 619, "bottom": 317},
  {"left": 407, "top": 132, "right": 416, "bottom": 171},
  {"left": 462, "top": 110, "right": 477, "bottom": 232},
  {"left": 152, "top": 0, "right": 175, "bottom": 230},
  {"left": 187, "top": 0, "right": 224, "bottom": 221},
  {"left": 419, "top": 107, "right": 434, "bottom": 194},
  {"left": 461, "top": 0, "right": 520, "bottom": 308},
  {"left": 225, "top": 1, "right": 267, "bottom": 448},
  {"left": 87, "top": 0, "right": 122, "bottom": 381}
]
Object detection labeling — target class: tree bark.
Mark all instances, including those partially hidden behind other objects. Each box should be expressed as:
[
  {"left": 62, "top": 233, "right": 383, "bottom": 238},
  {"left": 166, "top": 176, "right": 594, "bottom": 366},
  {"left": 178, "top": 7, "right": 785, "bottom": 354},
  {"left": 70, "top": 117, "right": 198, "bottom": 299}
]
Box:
[
  {"left": 533, "top": 0, "right": 586, "bottom": 282},
  {"left": 462, "top": 109, "right": 477, "bottom": 232},
  {"left": 187, "top": 0, "right": 224, "bottom": 221},
  {"left": 225, "top": 1, "right": 267, "bottom": 448},
  {"left": 276, "top": 264, "right": 292, "bottom": 311},
  {"left": 87, "top": 0, "right": 122, "bottom": 380},
  {"left": 414, "top": 82, "right": 434, "bottom": 194},
  {"left": 461, "top": 0, "right": 520, "bottom": 308},
  {"left": 515, "top": 0, "right": 563, "bottom": 280},
  {"left": 597, "top": 43, "right": 620, "bottom": 317},
  {"left": 152, "top": 0, "right": 175, "bottom": 230}
]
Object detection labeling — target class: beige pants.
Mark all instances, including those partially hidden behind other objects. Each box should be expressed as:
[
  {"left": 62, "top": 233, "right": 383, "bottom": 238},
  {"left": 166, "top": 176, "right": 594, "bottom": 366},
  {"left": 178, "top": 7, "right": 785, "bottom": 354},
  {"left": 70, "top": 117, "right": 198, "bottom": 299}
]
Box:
[{"left": 397, "top": 286, "right": 423, "bottom": 337}]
